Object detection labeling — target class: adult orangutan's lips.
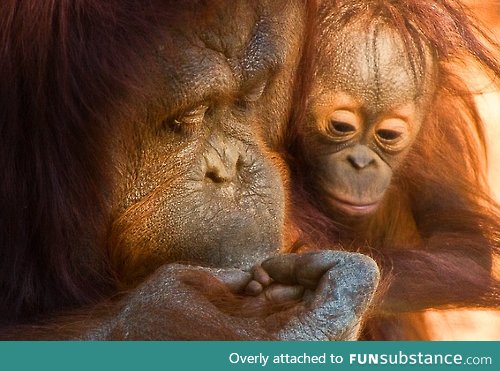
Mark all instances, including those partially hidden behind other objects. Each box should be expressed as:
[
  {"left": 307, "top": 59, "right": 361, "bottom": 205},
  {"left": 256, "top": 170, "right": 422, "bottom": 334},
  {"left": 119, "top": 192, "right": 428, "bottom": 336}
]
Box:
[{"left": 326, "top": 194, "right": 380, "bottom": 216}]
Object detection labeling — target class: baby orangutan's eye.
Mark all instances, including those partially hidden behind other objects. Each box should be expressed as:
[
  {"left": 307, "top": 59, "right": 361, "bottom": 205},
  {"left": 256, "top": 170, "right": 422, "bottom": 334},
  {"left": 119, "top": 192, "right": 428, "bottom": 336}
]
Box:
[
  {"left": 324, "top": 110, "right": 359, "bottom": 141},
  {"left": 376, "top": 129, "right": 403, "bottom": 141},
  {"left": 330, "top": 121, "right": 357, "bottom": 135},
  {"left": 375, "top": 118, "right": 411, "bottom": 151}
]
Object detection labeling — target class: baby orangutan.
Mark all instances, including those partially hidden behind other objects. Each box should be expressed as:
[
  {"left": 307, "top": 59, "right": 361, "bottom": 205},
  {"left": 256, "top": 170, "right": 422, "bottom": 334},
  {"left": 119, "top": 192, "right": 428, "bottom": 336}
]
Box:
[{"left": 284, "top": 0, "right": 500, "bottom": 339}]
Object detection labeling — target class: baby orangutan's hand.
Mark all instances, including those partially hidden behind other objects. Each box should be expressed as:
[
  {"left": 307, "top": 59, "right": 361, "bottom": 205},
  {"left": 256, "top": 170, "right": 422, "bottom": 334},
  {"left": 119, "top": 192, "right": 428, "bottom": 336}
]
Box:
[{"left": 244, "top": 263, "right": 305, "bottom": 305}]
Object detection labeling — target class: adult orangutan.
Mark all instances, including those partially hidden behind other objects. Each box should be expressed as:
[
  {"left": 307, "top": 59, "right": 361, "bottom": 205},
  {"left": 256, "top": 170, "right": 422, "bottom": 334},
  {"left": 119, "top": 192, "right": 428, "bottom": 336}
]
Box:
[
  {"left": 279, "top": 0, "right": 500, "bottom": 339},
  {"left": 0, "top": 0, "right": 380, "bottom": 339}
]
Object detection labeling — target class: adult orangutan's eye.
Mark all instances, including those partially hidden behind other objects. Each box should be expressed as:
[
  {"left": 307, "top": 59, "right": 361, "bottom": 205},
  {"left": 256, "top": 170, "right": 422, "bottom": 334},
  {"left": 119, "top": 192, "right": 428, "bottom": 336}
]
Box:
[
  {"left": 166, "top": 104, "right": 209, "bottom": 133},
  {"left": 177, "top": 105, "right": 209, "bottom": 125}
]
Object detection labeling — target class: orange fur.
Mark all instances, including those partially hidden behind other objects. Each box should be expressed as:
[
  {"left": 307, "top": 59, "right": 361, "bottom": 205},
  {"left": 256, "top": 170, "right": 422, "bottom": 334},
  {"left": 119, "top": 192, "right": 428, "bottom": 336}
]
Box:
[{"left": 286, "top": 0, "right": 500, "bottom": 339}]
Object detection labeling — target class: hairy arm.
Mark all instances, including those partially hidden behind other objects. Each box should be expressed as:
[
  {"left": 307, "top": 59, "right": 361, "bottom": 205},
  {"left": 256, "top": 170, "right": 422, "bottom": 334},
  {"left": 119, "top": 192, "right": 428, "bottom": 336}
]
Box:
[
  {"left": 376, "top": 239, "right": 498, "bottom": 313},
  {"left": 0, "top": 252, "right": 380, "bottom": 340}
]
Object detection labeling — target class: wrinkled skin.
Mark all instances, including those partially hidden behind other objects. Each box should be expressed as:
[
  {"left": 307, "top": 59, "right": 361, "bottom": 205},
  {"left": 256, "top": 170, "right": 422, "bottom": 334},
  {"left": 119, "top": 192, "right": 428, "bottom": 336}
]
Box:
[
  {"left": 86, "top": 252, "right": 380, "bottom": 340},
  {"left": 109, "top": 0, "right": 297, "bottom": 281},
  {"left": 303, "top": 17, "right": 435, "bottom": 222},
  {"left": 2, "top": 0, "right": 380, "bottom": 340},
  {"left": 261, "top": 252, "right": 379, "bottom": 340}
]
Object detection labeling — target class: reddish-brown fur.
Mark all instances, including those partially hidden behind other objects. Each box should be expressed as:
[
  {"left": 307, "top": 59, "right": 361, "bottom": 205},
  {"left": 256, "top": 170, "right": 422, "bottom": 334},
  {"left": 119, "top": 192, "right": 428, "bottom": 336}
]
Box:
[
  {"left": 285, "top": 0, "right": 500, "bottom": 340},
  {"left": 0, "top": 0, "right": 248, "bottom": 325}
]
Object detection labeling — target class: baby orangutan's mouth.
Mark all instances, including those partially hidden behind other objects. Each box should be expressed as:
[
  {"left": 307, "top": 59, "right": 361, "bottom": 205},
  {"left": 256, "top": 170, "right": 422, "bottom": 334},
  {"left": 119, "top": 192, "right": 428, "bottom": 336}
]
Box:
[{"left": 326, "top": 194, "right": 381, "bottom": 217}]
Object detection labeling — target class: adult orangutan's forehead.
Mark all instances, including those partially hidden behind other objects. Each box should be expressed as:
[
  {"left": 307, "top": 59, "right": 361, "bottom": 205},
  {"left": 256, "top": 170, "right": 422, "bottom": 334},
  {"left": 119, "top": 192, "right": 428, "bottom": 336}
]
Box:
[
  {"left": 154, "top": 0, "right": 301, "bottom": 116},
  {"left": 163, "top": 1, "right": 282, "bottom": 60}
]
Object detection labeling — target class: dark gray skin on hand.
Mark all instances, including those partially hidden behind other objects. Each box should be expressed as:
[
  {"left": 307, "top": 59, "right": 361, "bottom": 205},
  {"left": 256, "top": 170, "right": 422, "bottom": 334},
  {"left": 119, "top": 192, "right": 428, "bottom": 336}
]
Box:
[
  {"left": 92, "top": 251, "right": 379, "bottom": 340},
  {"left": 303, "top": 17, "right": 436, "bottom": 221},
  {"left": 263, "top": 252, "right": 380, "bottom": 340}
]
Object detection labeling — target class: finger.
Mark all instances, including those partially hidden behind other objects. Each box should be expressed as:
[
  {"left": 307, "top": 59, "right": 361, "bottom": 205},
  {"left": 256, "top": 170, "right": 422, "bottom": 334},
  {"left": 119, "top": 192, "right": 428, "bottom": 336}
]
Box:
[
  {"left": 207, "top": 268, "right": 252, "bottom": 293},
  {"left": 293, "top": 251, "right": 344, "bottom": 289},
  {"left": 261, "top": 254, "right": 299, "bottom": 284},
  {"left": 264, "top": 284, "right": 305, "bottom": 304},
  {"left": 261, "top": 251, "right": 341, "bottom": 289},
  {"left": 245, "top": 280, "right": 263, "bottom": 296},
  {"left": 252, "top": 265, "right": 272, "bottom": 286}
]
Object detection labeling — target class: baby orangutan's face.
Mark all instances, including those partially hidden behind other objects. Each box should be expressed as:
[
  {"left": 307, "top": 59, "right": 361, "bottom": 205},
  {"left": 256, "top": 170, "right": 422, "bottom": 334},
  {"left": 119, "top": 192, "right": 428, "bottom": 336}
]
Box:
[{"left": 303, "top": 19, "right": 435, "bottom": 218}]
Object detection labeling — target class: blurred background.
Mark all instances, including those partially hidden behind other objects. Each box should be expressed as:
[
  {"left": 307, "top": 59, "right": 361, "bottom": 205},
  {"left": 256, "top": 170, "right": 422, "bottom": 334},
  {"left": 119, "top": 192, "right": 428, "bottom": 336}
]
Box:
[{"left": 424, "top": 0, "right": 500, "bottom": 340}]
